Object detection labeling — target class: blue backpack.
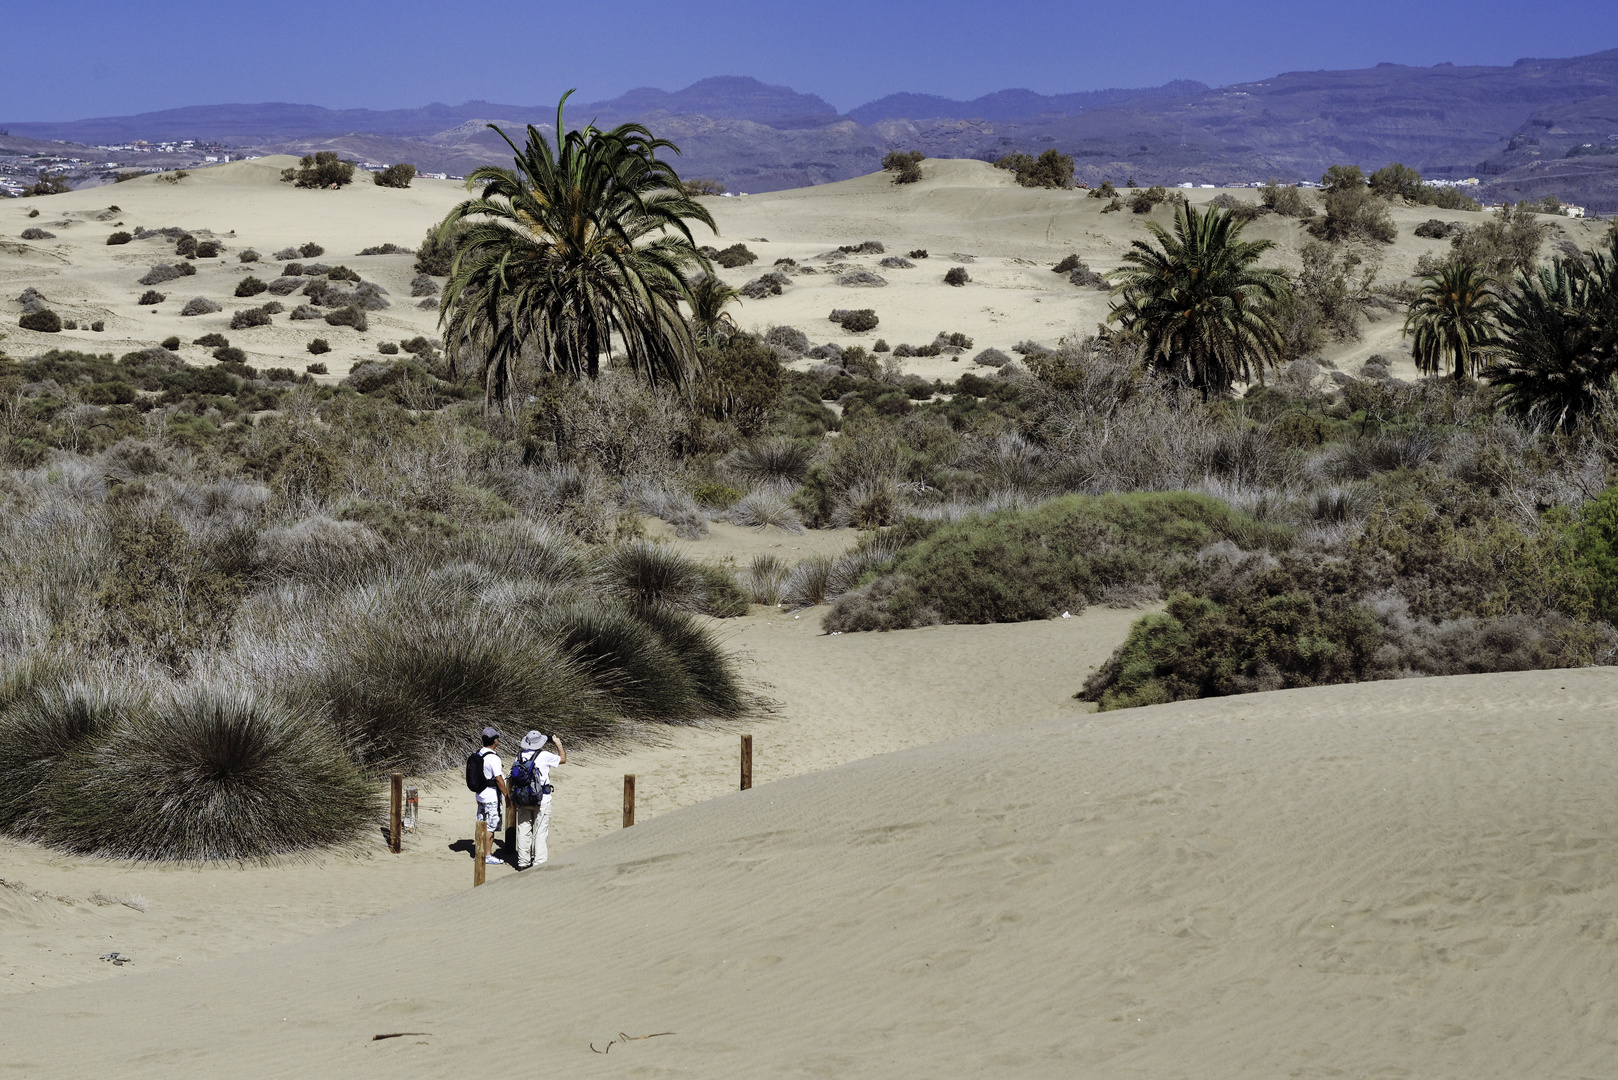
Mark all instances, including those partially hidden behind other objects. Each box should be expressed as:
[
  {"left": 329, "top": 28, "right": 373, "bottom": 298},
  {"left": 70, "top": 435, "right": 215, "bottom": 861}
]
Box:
[{"left": 510, "top": 752, "right": 551, "bottom": 807}]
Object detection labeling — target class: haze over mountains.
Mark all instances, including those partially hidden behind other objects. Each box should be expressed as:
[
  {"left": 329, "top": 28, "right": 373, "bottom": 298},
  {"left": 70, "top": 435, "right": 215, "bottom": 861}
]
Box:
[{"left": 7, "top": 50, "right": 1618, "bottom": 207}]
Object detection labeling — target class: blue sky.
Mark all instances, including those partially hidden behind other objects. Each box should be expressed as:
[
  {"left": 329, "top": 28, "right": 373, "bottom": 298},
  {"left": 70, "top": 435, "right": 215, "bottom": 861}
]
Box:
[{"left": 9, "top": 0, "right": 1618, "bottom": 120}]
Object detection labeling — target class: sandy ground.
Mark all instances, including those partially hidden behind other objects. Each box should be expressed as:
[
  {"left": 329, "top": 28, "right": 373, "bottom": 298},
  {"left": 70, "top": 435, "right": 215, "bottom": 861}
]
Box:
[
  {"left": 0, "top": 532, "right": 1142, "bottom": 996},
  {"left": 4, "top": 156, "right": 1604, "bottom": 386},
  {"left": 4, "top": 667, "right": 1617, "bottom": 1079}
]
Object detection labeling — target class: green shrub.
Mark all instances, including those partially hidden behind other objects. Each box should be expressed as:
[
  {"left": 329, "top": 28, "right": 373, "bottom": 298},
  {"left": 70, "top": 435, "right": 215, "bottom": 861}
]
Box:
[
  {"left": 306, "top": 361, "right": 328, "bottom": 375},
  {"left": 327, "top": 265, "right": 361, "bottom": 282},
  {"left": 883, "top": 149, "right": 924, "bottom": 184},
  {"left": 378, "top": 341, "right": 399, "bottom": 355},
  {"left": 373, "top": 163, "right": 416, "bottom": 189},
  {"left": 213, "top": 346, "right": 246, "bottom": 364},
  {"left": 161, "top": 335, "right": 181, "bottom": 350},
  {"left": 995, "top": 149, "right": 1073, "bottom": 189},
  {"left": 193, "top": 332, "right": 229, "bottom": 348},
  {"left": 831, "top": 308, "right": 879, "bottom": 332},
  {"left": 195, "top": 240, "right": 221, "bottom": 258},
  {"left": 1260, "top": 181, "right": 1311, "bottom": 217},
  {"left": 19, "top": 309, "right": 62, "bottom": 333},
  {"left": 0, "top": 672, "right": 136, "bottom": 834},
  {"left": 324, "top": 305, "right": 368, "bottom": 331},
  {"left": 235, "top": 276, "right": 267, "bottom": 298},
  {"left": 106, "top": 231, "right": 132, "bottom": 246},
  {"left": 281, "top": 152, "right": 355, "bottom": 189},
  {"left": 693, "top": 480, "right": 742, "bottom": 508},
  {"left": 713, "top": 244, "right": 757, "bottom": 269},
  {"left": 414, "top": 221, "right": 467, "bottom": 276},
  {"left": 307, "top": 338, "right": 331, "bottom": 355},
  {"left": 823, "top": 493, "right": 1293, "bottom": 632},
  {"left": 300, "top": 242, "right": 325, "bottom": 258}
]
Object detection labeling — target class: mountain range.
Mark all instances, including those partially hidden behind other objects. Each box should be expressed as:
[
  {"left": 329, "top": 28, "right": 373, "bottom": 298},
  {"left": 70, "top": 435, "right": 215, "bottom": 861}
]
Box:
[{"left": 7, "top": 52, "right": 1618, "bottom": 208}]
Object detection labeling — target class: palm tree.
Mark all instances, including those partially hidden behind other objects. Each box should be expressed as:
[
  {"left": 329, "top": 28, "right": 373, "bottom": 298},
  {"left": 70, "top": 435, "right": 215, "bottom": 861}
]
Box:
[
  {"left": 687, "top": 273, "right": 740, "bottom": 345},
  {"left": 1107, "top": 202, "right": 1291, "bottom": 397},
  {"left": 1486, "top": 248, "right": 1618, "bottom": 429},
  {"left": 438, "top": 92, "right": 717, "bottom": 412},
  {"left": 1402, "top": 261, "right": 1498, "bottom": 382}
]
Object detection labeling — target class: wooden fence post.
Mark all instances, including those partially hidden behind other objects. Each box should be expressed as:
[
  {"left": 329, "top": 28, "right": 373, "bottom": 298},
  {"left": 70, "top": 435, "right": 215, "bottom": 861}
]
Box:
[
  {"left": 505, "top": 793, "right": 516, "bottom": 860},
  {"left": 474, "top": 821, "right": 488, "bottom": 887},
  {"left": 741, "top": 734, "right": 753, "bottom": 791},
  {"left": 389, "top": 773, "right": 403, "bottom": 853},
  {"left": 623, "top": 774, "right": 636, "bottom": 828}
]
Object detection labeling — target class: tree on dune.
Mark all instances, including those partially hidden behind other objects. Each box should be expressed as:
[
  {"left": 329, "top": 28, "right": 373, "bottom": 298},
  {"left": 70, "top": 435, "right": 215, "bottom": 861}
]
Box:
[
  {"left": 1403, "top": 261, "right": 1499, "bottom": 382},
  {"left": 1485, "top": 240, "right": 1618, "bottom": 430},
  {"left": 1106, "top": 203, "right": 1291, "bottom": 398},
  {"left": 688, "top": 273, "right": 741, "bottom": 345},
  {"left": 438, "top": 91, "right": 717, "bottom": 413}
]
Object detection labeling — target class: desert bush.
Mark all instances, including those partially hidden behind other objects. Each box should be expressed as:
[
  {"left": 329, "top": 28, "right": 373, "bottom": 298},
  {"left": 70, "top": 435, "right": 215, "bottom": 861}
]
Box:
[
  {"left": 21, "top": 172, "right": 70, "bottom": 197},
  {"left": 271, "top": 247, "right": 300, "bottom": 261},
  {"left": 373, "top": 163, "right": 416, "bottom": 189},
  {"left": 883, "top": 149, "right": 924, "bottom": 184},
  {"left": 414, "top": 221, "right": 469, "bottom": 276},
  {"left": 681, "top": 177, "right": 727, "bottom": 196},
  {"left": 873, "top": 339, "right": 890, "bottom": 352},
  {"left": 944, "top": 267, "right": 970, "bottom": 286},
  {"left": 281, "top": 152, "right": 355, "bottom": 189},
  {"left": 212, "top": 346, "right": 247, "bottom": 365},
  {"left": 106, "top": 231, "right": 132, "bottom": 246},
  {"left": 324, "top": 305, "right": 368, "bottom": 331},
  {"left": 20, "top": 228, "right": 56, "bottom": 241},
  {"left": 139, "top": 264, "right": 185, "bottom": 285},
  {"left": 823, "top": 492, "right": 1291, "bottom": 632},
  {"left": 90, "top": 321, "right": 104, "bottom": 333},
  {"left": 995, "top": 149, "right": 1073, "bottom": 189},
  {"left": 1414, "top": 219, "right": 1458, "bottom": 239},
  {"left": 327, "top": 265, "right": 361, "bottom": 282},
  {"left": 137, "top": 290, "right": 165, "bottom": 306},
  {"left": 1129, "top": 186, "right": 1172, "bottom": 214},
  {"left": 230, "top": 307, "right": 271, "bottom": 330},
  {"left": 300, "top": 242, "right": 325, "bottom": 258},
  {"left": 764, "top": 324, "right": 809, "bottom": 356},
  {"left": 160, "top": 335, "right": 181, "bottom": 350},
  {"left": 410, "top": 274, "right": 438, "bottom": 298},
  {"left": 19, "top": 309, "right": 62, "bottom": 333},
  {"left": 713, "top": 243, "right": 757, "bottom": 268},
  {"left": 194, "top": 333, "right": 229, "bottom": 348},
  {"left": 267, "top": 277, "right": 301, "bottom": 296},
  {"left": 238, "top": 249, "right": 260, "bottom": 262},
  {"left": 196, "top": 240, "right": 220, "bottom": 258},
  {"left": 175, "top": 235, "right": 198, "bottom": 258},
  {"left": 740, "top": 275, "right": 784, "bottom": 299},
  {"left": 180, "top": 297, "right": 221, "bottom": 317},
  {"left": 307, "top": 338, "right": 331, "bottom": 355},
  {"left": 973, "top": 347, "right": 1012, "bottom": 367},
  {"left": 306, "top": 362, "right": 328, "bottom": 375},
  {"left": 378, "top": 341, "right": 400, "bottom": 355},
  {"left": 280, "top": 262, "right": 305, "bottom": 277},
  {"left": 1259, "top": 181, "right": 1311, "bottom": 217},
  {"left": 357, "top": 243, "right": 411, "bottom": 256},
  {"left": 830, "top": 308, "right": 879, "bottom": 332},
  {"left": 234, "top": 276, "right": 268, "bottom": 298}
]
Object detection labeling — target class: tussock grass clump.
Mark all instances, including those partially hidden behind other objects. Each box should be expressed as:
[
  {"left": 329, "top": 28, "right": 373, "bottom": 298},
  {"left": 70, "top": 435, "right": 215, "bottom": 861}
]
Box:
[
  {"left": 49, "top": 683, "right": 375, "bottom": 860},
  {"left": 536, "top": 603, "right": 699, "bottom": 720},
  {"left": 0, "top": 667, "right": 129, "bottom": 835},
  {"left": 741, "top": 554, "right": 790, "bottom": 606},
  {"left": 724, "top": 489, "right": 806, "bottom": 533},
  {"left": 593, "top": 541, "right": 710, "bottom": 611},
  {"left": 722, "top": 438, "right": 814, "bottom": 488},
  {"left": 316, "top": 603, "right": 612, "bottom": 774}
]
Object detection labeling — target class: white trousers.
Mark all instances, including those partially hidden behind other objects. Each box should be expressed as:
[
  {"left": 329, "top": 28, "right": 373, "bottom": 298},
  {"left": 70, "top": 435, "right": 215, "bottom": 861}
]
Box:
[{"left": 515, "top": 799, "right": 551, "bottom": 868}]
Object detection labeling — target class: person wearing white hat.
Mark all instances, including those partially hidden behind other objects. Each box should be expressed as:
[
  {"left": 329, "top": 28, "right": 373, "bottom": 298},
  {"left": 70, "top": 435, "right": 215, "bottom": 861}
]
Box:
[{"left": 510, "top": 730, "right": 565, "bottom": 869}]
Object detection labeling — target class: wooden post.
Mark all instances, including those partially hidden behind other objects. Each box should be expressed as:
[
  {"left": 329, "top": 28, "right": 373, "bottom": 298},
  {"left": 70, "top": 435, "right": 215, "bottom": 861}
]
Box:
[
  {"left": 623, "top": 774, "right": 636, "bottom": 828},
  {"left": 740, "top": 734, "right": 753, "bottom": 791},
  {"left": 389, "top": 773, "right": 403, "bottom": 853},
  {"left": 505, "top": 794, "right": 516, "bottom": 860},
  {"left": 474, "top": 821, "right": 488, "bottom": 887}
]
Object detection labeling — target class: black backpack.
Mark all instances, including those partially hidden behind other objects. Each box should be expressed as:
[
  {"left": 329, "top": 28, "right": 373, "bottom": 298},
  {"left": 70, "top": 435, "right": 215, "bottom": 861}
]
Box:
[{"left": 465, "top": 748, "right": 492, "bottom": 793}]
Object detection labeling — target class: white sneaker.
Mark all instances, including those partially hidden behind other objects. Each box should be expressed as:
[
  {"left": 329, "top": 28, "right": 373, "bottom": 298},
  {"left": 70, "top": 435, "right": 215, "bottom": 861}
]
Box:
[{"left": 484, "top": 856, "right": 503, "bottom": 864}]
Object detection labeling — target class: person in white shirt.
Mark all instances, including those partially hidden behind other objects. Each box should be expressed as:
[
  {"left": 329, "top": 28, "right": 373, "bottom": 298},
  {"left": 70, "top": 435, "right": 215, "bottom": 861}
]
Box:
[
  {"left": 475, "top": 726, "right": 508, "bottom": 865},
  {"left": 510, "top": 730, "right": 566, "bottom": 870}
]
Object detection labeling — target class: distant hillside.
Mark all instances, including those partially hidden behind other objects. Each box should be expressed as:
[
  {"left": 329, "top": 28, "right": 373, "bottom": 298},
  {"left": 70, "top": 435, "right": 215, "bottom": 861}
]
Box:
[{"left": 8, "top": 52, "right": 1618, "bottom": 207}]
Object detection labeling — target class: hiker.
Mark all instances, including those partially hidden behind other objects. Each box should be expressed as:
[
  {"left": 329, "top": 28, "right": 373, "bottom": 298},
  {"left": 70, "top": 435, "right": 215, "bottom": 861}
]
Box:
[
  {"left": 468, "top": 726, "right": 508, "bottom": 865},
  {"left": 510, "top": 730, "right": 566, "bottom": 869}
]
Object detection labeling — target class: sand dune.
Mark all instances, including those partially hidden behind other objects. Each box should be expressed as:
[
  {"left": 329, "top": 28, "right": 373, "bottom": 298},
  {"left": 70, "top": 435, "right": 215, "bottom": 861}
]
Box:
[
  {"left": 4, "top": 668, "right": 1617, "bottom": 1078},
  {"left": 6, "top": 156, "right": 1602, "bottom": 388}
]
